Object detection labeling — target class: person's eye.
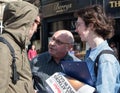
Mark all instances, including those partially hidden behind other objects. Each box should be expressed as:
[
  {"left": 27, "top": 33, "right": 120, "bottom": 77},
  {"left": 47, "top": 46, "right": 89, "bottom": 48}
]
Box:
[{"left": 56, "top": 40, "right": 62, "bottom": 45}]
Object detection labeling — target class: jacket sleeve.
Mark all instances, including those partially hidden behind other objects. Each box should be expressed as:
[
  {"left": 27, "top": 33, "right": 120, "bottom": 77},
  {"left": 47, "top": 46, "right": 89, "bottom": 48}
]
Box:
[{"left": 0, "top": 43, "right": 11, "bottom": 92}]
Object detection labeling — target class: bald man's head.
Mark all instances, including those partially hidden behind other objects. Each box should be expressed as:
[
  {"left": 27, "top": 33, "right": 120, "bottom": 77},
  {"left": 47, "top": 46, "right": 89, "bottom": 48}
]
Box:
[{"left": 54, "top": 30, "right": 74, "bottom": 45}]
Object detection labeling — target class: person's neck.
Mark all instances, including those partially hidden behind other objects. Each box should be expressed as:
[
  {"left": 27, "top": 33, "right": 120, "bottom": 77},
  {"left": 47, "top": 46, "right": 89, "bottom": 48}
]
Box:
[
  {"left": 88, "top": 36, "right": 104, "bottom": 49},
  {"left": 53, "top": 54, "right": 66, "bottom": 64}
]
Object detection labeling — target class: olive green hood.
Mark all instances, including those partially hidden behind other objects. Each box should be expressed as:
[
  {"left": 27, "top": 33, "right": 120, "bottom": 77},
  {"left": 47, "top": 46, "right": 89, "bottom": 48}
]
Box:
[{"left": 3, "top": 1, "right": 39, "bottom": 48}]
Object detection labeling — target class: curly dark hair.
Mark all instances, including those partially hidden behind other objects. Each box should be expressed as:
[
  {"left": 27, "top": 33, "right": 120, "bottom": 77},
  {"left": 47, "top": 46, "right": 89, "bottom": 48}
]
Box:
[{"left": 75, "top": 4, "right": 115, "bottom": 39}]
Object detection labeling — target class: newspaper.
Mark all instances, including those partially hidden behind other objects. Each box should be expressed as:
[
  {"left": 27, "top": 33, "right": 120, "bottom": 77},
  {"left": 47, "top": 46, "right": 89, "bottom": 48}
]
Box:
[{"left": 46, "top": 72, "right": 76, "bottom": 93}]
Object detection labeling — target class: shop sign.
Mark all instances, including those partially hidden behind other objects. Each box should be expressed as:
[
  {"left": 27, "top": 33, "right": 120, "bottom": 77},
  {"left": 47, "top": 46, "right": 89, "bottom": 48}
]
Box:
[
  {"left": 105, "top": 0, "right": 120, "bottom": 18},
  {"left": 42, "top": 0, "right": 77, "bottom": 18},
  {"left": 42, "top": 0, "right": 91, "bottom": 18},
  {"left": 54, "top": 3, "right": 72, "bottom": 13},
  {"left": 109, "top": 0, "right": 120, "bottom": 8}
]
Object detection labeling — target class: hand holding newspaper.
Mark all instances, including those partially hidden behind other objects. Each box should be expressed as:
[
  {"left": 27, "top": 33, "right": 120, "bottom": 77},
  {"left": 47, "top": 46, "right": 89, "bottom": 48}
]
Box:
[{"left": 46, "top": 72, "right": 95, "bottom": 93}]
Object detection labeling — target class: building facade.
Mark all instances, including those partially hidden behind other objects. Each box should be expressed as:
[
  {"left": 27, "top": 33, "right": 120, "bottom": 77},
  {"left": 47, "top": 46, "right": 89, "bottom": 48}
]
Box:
[{"left": 40, "top": 0, "right": 120, "bottom": 60}]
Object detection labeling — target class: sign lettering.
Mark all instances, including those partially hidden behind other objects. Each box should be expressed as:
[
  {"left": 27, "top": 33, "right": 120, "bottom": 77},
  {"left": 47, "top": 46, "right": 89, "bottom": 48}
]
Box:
[
  {"left": 54, "top": 3, "right": 72, "bottom": 13},
  {"left": 109, "top": 1, "right": 120, "bottom": 8},
  {"left": 54, "top": 74, "right": 75, "bottom": 93}
]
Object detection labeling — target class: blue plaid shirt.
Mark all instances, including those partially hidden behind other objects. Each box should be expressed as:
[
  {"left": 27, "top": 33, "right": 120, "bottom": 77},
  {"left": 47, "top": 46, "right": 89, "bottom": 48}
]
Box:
[{"left": 84, "top": 40, "right": 120, "bottom": 93}]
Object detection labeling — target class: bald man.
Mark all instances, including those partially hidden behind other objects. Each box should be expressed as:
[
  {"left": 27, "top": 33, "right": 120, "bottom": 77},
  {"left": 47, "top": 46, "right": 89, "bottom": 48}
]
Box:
[{"left": 31, "top": 30, "right": 80, "bottom": 93}]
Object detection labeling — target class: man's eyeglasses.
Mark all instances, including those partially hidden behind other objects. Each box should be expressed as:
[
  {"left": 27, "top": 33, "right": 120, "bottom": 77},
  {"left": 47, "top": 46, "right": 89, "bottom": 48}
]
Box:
[{"left": 49, "top": 37, "right": 71, "bottom": 45}]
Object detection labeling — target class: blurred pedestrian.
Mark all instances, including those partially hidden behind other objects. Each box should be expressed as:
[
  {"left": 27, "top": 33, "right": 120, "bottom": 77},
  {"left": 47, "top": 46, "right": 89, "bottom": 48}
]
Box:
[
  {"left": 28, "top": 44, "right": 37, "bottom": 61},
  {"left": 109, "top": 42, "right": 118, "bottom": 58}
]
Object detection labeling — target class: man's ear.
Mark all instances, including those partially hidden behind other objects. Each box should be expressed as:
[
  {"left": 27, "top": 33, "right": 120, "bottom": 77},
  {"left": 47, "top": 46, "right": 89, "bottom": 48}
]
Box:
[{"left": 66, "top": 45, "right": 73, "bottom": 51}]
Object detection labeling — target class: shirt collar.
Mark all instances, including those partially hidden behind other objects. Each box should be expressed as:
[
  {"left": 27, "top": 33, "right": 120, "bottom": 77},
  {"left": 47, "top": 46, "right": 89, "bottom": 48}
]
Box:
[
  {"left": 47, "top": 53, "right": 52, "bottom": 63},
  {"left": 47, "top": 53, "right": 72, "bottom": 63}
]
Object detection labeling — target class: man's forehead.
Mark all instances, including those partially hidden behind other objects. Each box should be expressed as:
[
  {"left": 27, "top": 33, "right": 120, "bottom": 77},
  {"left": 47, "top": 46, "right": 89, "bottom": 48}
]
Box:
[
  {"left": 54, "top": 31, "right": 66, "bottom": 36},
  {"left": 53, "top": 32, "right": 66, "bottom": 39}
]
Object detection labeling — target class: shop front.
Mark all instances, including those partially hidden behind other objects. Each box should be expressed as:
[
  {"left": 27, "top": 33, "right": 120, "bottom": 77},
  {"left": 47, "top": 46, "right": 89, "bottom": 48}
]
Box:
[
  {"left": 40, "top": 0, "right": 94, "bottom": 59},
  {"left": 40, "top": 0, "right": 120, "bottom": 60}
]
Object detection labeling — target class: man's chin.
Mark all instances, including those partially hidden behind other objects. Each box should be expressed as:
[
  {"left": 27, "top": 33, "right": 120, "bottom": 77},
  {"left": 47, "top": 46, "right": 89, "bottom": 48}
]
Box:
[
  {"left": 49, "top": 52, "right": 54, "bottom": 55},
  {"left": 49, "top": 51, "right": 54, "bottom": 55}
]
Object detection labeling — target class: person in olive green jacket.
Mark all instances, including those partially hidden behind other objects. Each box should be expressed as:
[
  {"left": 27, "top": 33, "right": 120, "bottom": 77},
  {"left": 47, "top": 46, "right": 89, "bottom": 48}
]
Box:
[{"left": 0, "top": 1, "right": 40, "bottom": 93}]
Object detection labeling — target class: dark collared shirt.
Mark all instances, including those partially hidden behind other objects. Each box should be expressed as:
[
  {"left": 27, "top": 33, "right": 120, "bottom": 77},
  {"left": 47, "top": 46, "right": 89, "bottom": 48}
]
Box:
[
  {"left": 31, "top": 51, "right": 80, "bottom": 76},
  {"left": 31, "top": 52, "right": 80, "bottom": 93}
]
